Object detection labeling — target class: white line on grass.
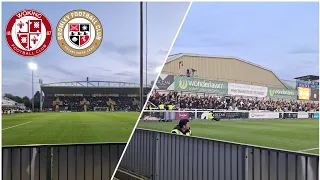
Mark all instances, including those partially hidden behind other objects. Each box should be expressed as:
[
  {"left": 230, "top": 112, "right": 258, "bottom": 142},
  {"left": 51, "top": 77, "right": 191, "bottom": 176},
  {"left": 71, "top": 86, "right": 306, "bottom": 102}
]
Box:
[
  {"left": 2, "top": 121, "right": 32, "bottom": 130},
  {"left": 300, "top": 147, "right": 319, "bottom": 152},
  {"left": 110, "top": 2, "right": 193, "bottom": 179}
]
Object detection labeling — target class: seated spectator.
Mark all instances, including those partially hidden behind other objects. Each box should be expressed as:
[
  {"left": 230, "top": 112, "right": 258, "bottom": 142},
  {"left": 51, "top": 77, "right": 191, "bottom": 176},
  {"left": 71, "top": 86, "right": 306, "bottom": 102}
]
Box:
[{"left": 42, "top": 96, "right": 142, "bottom": 112}]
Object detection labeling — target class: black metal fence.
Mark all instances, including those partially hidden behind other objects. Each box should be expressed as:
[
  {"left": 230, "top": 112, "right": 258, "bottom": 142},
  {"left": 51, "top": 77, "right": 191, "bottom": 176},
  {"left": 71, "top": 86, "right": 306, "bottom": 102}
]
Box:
[
  {"left": 120, "top": 129, "right": 319, "bottom": 180},
  {"left": 2, "top": 143, "right": 126, "bottom": 180}
]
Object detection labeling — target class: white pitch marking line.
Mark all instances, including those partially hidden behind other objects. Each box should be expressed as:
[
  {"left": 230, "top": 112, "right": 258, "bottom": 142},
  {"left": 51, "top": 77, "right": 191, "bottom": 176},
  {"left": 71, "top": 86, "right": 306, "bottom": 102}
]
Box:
[
  {"left": 300, "top": 147, "right": 319, "bottom": 152},
  {"left": 2, "top": 121, "right": 32, "bottom": 130}
]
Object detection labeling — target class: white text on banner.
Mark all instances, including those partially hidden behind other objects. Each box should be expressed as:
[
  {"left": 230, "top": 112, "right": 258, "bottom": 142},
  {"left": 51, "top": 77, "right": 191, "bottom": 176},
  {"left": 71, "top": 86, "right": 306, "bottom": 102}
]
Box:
[
  {"left": 297, "top": 112, "right": 309, "bottom": 119},
  {"left": 249, "top": 112, "right": 279, "bottom": 119},
  {"left": 228, "top": 83, "right": 267, "bottom": 98}
]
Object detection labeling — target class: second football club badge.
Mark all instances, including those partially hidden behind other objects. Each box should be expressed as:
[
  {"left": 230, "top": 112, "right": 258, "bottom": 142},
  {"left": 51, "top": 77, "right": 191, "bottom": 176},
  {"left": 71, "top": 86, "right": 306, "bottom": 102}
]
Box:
[
  {"left": 56, "top": 10, "right": 103, "bottom": 57},
  {"left": 5, "top": 9, "right": 52, "bottom": 57}
]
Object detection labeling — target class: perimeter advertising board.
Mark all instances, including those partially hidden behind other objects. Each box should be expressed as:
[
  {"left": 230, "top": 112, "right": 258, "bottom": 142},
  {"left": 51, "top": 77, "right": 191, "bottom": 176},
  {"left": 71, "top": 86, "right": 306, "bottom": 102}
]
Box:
[
  {"left": 174, "top": 76, "right": 228, "bottom": 94},
  {"left": 154, "top": 74, "right": 175, "bottom": 90},
  {"left": 175, "top": 112, "right": 189, "bottom": 120},
  {"left": 228, "top": 83, "right": 267, "bottom": 98},
  {"left": 201, "top": 111, "right": 249, "bottom": 119},
  {"left": 267, "top": 88, "right": 297, "bottom": 99},
  {"left": 249, "top": 112, "right": 279, "bottom": 119},
  {"left": 297, "top": 112, "right": 309, "bottom": 119},
  {"left": 296, "top": 80, "right": 319, "bottom": 89}
]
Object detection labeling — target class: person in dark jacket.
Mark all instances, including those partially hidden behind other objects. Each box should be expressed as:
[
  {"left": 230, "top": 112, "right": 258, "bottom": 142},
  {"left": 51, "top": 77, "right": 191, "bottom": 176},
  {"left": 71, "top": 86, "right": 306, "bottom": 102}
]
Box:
[{"left": 171, "top": 119, "right": 192, "bottom": 136}]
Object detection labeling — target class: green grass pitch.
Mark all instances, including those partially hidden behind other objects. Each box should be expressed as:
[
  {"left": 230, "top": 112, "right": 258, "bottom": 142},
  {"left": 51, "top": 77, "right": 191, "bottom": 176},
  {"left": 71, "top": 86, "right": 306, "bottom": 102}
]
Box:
[
  {"left": 2, "top": 112, "right": 139, "bottom": 146},
  {"left": 138, "top": 119, "right": 319, "bottom": 154}
]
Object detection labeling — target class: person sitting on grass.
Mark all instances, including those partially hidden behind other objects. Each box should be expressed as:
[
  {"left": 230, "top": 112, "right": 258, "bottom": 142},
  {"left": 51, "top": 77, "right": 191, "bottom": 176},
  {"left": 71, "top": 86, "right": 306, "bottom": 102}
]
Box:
[{"left": 208, "top": 111, "right": 220, "bottom": 121}]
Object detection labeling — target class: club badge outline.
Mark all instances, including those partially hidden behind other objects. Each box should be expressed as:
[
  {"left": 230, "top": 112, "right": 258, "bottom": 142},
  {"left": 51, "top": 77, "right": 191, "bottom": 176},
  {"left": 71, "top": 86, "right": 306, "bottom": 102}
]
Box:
[
  {"left": 56, "top": 9, "right": 103, "bottom": 57},
  {"left": 5, "top": 9, "right": 53, "bottom": 57}
]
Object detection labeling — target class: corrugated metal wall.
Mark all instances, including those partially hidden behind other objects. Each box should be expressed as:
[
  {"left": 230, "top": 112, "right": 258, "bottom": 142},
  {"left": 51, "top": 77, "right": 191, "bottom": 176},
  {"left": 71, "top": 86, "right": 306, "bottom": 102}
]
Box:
[
  {"left": 120, "top": 128, "right": 319, "bottom": 180},
  {"left": 2, "top": 143, "right": 126, "bottom": 180},
  {"left": 162, "top": 55, "right": 286, "bottom": 88}
]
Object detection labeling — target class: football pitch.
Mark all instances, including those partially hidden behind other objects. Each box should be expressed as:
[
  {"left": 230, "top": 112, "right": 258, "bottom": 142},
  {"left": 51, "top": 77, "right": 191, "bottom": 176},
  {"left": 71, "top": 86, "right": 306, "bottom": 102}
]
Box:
[
  {"left": 138, "top": 119, "right": 319, "bottom": 154},
  {"left": 2, "top": 112, "right": 139, "bottom": 146}
]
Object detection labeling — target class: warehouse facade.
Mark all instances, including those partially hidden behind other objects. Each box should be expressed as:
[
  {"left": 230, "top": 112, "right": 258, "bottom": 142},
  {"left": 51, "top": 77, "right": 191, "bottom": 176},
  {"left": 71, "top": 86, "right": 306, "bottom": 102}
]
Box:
[{"left": 163, "top": 53, "right": 288, "bottom": 89}]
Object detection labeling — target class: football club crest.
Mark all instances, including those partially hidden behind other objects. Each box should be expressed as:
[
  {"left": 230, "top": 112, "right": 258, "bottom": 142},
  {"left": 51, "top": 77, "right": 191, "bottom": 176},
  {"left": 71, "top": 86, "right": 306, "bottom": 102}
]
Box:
[
  {"left": 69, "top": 23, "right": 91, "bottom": 47},
  {"left": 56, "top": 10, "right": 103, "bottom": 57},
  {"left": 5, "top": 9, "right": 52, "bottom": 57}
]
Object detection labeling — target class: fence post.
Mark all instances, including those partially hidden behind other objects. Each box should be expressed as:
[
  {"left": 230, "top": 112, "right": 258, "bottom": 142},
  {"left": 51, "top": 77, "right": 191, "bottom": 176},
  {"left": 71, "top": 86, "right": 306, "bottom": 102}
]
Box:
[
  {"left": 154, "top": 132, "right": 161, "bottom": 180},
  {"left": 243, "top": 147, "right": 249, "bottom": 180},
  {"left": 30, "top": 147, "right": 37, "bottom": 180},
  {"left": 195, "top": 109, "right": 197, "bottom": 120},
  {"left": 2, "top": 148, "right": 9, "bottom": 180},
  {"left": 46, "top": 146, "right": 52, "bottom": 180}
]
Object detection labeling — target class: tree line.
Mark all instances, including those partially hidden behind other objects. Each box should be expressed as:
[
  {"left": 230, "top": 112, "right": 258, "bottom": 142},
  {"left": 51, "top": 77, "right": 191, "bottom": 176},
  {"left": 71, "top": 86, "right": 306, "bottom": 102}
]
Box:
[{"left": 3, "top": 91, "right": 41, "bottom": 109}]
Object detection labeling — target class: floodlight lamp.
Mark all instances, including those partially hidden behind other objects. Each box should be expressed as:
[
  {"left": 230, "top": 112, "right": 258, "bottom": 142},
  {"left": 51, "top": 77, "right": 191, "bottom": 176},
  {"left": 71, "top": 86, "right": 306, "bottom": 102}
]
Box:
[{"left": 28, "top": 62, "right": 38, "bottom": 70}]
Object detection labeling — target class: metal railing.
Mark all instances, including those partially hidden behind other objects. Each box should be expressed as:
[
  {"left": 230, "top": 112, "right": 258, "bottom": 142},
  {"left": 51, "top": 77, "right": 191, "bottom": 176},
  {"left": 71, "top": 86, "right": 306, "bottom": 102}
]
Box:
[
  {"left": 120, "top": 129, "right": 319, "bottom": 180},
  {"left": 2, "top": 142, "right": 126, "bottom": 180},
  {"left": 140, "top": 110, "right": 319, "bottom": 121}
]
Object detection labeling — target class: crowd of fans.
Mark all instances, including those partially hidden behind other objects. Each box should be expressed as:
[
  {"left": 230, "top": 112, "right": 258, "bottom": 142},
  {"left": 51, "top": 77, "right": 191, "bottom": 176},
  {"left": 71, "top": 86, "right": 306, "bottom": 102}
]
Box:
[
  {"left": 43, "top": 96, "right": 143, "bottom": 112},
  {"left": 2, "top": 106, "right": 26, "bottom": 114},
  {"left": 149, "top": 91, "right": 319, "bottom": 112}
]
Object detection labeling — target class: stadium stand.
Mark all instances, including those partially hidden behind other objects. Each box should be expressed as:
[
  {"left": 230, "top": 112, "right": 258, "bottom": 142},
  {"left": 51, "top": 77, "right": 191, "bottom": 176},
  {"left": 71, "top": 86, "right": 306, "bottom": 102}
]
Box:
[
  {"left": 151, "top": 53, "right": 319, "bottom": 112},
  {"left": 149, "top": 92, "right": 319, "bottom": 112},
  {"left": 43, "top": 96, "right": 142, "bottom": 112},
  {"left": 2, "top": 97, "right": 27, "bottom": 114},
  {"left": 40, "top": 81, "right": 151, "bottom": 112}
]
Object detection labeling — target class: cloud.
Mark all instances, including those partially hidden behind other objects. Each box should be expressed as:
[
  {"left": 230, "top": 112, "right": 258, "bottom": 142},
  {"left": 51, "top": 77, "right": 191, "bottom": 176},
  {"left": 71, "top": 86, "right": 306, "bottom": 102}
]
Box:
[
  {"left": 157, "top": 49, "right": 168, "bottom": 55},
  {"left": 289, "top": 47, "right": 318, "bottom": 54},
  {"left": 41, "top": 74, "right": 65, "bottom": 81},
  {"left": 174, "top": 34, "right": 245, "bottom": 49},
  {"left": 146, "top": 60, "right": 161, "bottom": 69},
  {"left": 113, "top": 71, "right": 134, "bottom": 77},
  {"left": 93, "top": 67, "right": 112, "bottom": 72},
  {"left": 202, "top": 36, "right": 245, "bottom": 47},
  {"left": 99, "top": 41, "right": 138, "bottom": 55},
  {"left": 47, "top": 64, "right": 79, "bottom": 77},
  {"left": 2, "top": 58, "right": 28, "bottom": 71},
  {"left": 124, "top": 58, "right": 139, "bottom": 66},
  {"left": 2, "top": 82, "right": 31, "bottom": 97}
]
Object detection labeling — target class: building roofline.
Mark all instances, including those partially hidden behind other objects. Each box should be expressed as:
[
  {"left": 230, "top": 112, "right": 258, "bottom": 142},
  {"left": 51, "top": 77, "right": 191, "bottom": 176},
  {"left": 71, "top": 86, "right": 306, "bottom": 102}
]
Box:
[
  {"left": 294, "top": 75, "right": 319, "bottom": 81},
  {"left": 167, "top": 53, "right": 288, "bottom": 89},
  {"left": 41, "top": 81, "right": 151, "bottom": 88}
]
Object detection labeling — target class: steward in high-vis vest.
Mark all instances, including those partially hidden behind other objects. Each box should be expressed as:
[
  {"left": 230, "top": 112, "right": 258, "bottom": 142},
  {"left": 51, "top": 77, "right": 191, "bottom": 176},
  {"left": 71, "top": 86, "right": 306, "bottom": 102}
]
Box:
[
  {"left": 208, "top": 111, "right": 220, "bottom": 121},
  {"left": 145, "top": 103, "right": 152, "bottom": 110},
  {"left": 159, "top": 103, "right": 165, "bottom": 110},
  {"left": 168, "top": 104, "right": 175, "bottom": 110},
  {"left": 208, "top": 111, "right": 214, "bottom": 120},
  {"left": 171, "top": 119, "right": 192, "bottom": 136}
]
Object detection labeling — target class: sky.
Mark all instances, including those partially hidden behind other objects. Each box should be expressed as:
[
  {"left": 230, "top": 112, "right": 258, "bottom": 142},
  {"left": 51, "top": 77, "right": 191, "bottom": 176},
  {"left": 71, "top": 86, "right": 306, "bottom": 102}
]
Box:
[
  {"left": 170, "top": 2, "right": 319, "bottom": 82},
  {"left": 2, "top": 2, "right": 190, "bottom": 97}
]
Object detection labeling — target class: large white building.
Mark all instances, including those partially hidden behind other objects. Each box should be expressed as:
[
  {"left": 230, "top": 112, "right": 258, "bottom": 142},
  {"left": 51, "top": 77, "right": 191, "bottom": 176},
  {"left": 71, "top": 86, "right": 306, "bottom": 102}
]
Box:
[{"left": 2, "top": 97, "right": 26, "bottom": 110}]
